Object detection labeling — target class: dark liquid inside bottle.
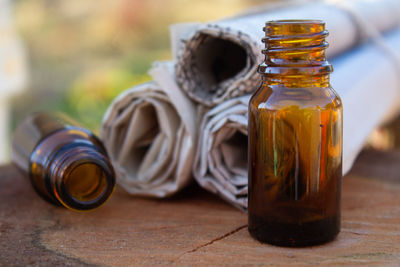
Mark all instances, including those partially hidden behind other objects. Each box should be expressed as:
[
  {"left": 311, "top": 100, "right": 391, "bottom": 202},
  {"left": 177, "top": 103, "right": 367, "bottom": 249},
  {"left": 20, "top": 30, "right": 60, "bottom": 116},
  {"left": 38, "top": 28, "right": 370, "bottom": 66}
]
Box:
[
  {"left": 248, "top": 213, "right": 340, "bottom": 247},
  {"left": 248, "top": 163, "right": 342, "bottom": 246},
  {"left": 248, "top": 20, "right": 343, "bottom": 246}
]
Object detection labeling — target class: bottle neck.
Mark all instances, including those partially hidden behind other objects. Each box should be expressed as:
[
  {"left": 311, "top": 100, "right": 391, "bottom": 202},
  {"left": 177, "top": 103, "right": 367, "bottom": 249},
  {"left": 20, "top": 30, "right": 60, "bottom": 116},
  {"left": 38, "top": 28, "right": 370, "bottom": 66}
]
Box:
[
  {"left": 48, "top": 143, "right": 115, "bottom": 211},
  {"left": 259, "top": 20, "right": 332, "bottom": 88},
  {"left": 262, "top": 74, "right": 331, "bottom": 88}
]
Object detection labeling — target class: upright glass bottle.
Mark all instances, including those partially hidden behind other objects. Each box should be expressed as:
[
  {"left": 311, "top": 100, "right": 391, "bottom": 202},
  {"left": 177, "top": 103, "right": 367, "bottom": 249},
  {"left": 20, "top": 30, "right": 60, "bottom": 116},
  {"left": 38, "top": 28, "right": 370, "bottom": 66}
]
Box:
[
  {"left": 11, "top": 112, "right": 116, "bottom": 211},
  {"left": 248, "top": 20, "right": 343, "bottom": 246}
]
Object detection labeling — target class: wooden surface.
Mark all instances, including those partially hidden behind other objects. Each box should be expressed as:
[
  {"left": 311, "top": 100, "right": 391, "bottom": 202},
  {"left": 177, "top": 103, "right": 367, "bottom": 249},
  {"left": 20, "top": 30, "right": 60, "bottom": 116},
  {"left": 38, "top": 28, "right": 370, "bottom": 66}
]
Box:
[{"left": 1, "top": 149, "right": 400, "bottom": 266}]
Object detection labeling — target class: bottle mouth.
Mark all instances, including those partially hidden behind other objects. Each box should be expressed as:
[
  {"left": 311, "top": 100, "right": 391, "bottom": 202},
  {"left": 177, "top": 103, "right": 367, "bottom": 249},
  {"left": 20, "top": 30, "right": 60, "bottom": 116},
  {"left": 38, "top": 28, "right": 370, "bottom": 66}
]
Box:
[
  {"left": 264, "top": 20, "right": 325, "bottom": 36},
  {"left": 66, "top": 162, "right": 108, "bottom": 202},
  {"left": 263, "top": 19, "right": 328, "bottom": 48},
  {"left": 260, "top": 19, "right": 332, "bottom": 76},
  {"left": 51, "top": 146, "right": 116, "bottom": 211},
  {"left": 266, "top": 19, "right": 324, "bottom": 25}
]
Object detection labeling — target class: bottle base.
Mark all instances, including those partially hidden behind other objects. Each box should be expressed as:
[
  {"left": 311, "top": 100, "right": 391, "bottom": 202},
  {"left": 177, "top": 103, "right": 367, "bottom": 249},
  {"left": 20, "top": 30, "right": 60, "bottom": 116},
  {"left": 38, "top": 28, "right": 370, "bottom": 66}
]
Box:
[{"left": 248, "top": 214, "right": 340, "bottom": 247}]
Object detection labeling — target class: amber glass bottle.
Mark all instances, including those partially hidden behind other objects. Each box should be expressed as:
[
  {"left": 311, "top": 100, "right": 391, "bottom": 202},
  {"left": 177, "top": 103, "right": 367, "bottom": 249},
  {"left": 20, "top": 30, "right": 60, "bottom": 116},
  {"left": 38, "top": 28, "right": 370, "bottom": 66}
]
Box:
[
  {"left": 11, "top": 112, "right": 115, "bottom": 211},
  {"left": 248, "top": 20, "right": 343, "bottom": 246}
]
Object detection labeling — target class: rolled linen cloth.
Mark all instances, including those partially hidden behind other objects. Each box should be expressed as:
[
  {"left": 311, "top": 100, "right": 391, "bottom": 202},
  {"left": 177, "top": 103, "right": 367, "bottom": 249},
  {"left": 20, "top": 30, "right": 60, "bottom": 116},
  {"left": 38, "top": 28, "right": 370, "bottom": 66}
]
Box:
[
  {"left": 100, "top": 62, "right": 197, "bottom": 197},
  {"left": 193, "top": 95, "right": 250, "bottom": 209},
  {"left": 174, "top": 0, "right": 400, "bottom": 106},
  {"left": 193, "top": 29, "right": 400, "bottom": 209}
]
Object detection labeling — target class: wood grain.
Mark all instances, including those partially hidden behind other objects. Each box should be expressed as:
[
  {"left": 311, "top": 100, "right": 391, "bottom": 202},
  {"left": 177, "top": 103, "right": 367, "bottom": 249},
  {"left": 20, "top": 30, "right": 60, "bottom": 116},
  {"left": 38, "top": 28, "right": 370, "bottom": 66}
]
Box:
[{"left": 1, "top": 149, "right": 400, "bottom": 266}]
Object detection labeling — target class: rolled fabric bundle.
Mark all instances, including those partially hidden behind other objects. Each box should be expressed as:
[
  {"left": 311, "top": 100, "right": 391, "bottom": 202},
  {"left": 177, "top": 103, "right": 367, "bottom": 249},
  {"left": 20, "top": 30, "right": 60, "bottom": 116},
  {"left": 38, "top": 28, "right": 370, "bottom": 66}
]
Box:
[
  {"left": 174, "top": 0, "right": 400, "bottom": 106},
  {"left": 193, "top": 29, "right": 400, "bottom": 209},
  {"left": 100, "top": 62, "right": 197, "bottom": 197},
  {"left": 193, "top": 95, "right": 250, "bottom": 209}
]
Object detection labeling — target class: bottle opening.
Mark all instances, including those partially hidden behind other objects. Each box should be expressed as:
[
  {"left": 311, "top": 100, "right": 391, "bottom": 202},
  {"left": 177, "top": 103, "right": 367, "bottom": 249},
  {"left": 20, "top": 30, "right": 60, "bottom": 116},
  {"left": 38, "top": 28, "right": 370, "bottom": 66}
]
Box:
[
  {"left": 259, "top": 19, "right": 332, "bottom": 77},
  {"left": 267, "top": 19, "right": 324, "bottom": 26},
  {"left": 265, "top": 20, "right": 325, "bottom": 36},
  {"left": 53, "top": 150, "right": 116, "bottom": 211},
  {"left": 66, "top": 163, "right": 107, "bottom": 202}
]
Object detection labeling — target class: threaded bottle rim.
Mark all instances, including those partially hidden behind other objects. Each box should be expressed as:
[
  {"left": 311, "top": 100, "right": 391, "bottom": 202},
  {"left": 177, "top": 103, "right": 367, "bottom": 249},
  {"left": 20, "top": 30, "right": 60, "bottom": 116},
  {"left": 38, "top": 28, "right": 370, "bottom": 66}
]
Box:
[{"left": 259, "top": 19, "right": 333, "bottom": 76}]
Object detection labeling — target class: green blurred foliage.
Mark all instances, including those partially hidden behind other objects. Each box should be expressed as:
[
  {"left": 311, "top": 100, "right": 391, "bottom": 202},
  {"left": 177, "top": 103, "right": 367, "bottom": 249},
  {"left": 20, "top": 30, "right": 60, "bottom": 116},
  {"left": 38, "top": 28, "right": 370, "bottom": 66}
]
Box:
[
  {"left": 62, "top": 69, "right": 152, "bottom": 133},
  {"left": 11, "top": 0, "right": 267, "bottom": 131}
]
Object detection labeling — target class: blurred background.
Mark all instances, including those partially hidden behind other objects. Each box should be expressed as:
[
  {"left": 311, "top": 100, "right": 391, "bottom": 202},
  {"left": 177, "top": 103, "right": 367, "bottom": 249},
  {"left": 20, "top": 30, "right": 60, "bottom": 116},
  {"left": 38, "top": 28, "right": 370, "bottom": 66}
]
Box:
[
  {"left": 2, "top": 0, "right": 400, "bottom": 163},
  {"left": 2, "top": 0, "right": 267, "bottom": 162},
  {"left": 11, "top": 0, "right": 271, "bottom": 128}
]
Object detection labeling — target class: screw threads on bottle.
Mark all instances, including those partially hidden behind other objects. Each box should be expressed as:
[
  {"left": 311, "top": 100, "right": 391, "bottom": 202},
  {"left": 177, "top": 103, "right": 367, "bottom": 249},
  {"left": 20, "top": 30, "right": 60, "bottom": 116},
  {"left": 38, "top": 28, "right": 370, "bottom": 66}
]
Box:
[{"left": 258, "top": 20, "right": 333, "bottom": 76}]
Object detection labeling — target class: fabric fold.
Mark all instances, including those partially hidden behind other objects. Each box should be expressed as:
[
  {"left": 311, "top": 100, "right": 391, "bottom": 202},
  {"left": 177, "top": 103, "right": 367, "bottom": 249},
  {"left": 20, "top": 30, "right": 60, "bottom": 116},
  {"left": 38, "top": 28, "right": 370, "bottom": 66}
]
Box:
[
  {"left": 100, "top": 62, "right": 197, "bottom": 197},
  {"left": 174, "top": 0, "right": 400, "bottom": 106},
  {"left": 193, "top": 96, "right": 249, "bottom": 209}
]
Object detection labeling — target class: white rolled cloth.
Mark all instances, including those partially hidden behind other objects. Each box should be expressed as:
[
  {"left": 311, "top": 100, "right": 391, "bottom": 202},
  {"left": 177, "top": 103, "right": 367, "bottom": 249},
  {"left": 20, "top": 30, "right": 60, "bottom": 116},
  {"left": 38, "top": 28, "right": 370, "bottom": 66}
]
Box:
[
  {"left": 193, "top": 95, "right": 250, "bottom": 209},
  {"left": 193, "top": 29, "right": 400, "bottom": 209},
  {"left": 100, "top": 62, "right": 197, "bottom": 197},
  {"left": 174, "top": 0, "right": 400, "bottom": 106}
]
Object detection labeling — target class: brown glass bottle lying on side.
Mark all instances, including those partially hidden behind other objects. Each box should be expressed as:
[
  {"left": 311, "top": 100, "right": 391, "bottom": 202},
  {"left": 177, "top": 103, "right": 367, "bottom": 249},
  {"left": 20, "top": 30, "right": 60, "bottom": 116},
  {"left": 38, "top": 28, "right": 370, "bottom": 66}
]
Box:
[
  {"left": 11, "top": 112, "right": 115, "bottom": 211},
  {"left": 248, "top": 20, "right": 343, "bottom": 246}
]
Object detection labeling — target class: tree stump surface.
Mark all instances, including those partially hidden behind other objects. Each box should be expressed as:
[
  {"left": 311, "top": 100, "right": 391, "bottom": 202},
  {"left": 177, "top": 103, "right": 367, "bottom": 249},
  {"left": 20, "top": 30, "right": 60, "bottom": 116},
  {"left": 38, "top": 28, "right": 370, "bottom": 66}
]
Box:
[{"left": 1, "top": 149, "right": 400, "bottom": 266}]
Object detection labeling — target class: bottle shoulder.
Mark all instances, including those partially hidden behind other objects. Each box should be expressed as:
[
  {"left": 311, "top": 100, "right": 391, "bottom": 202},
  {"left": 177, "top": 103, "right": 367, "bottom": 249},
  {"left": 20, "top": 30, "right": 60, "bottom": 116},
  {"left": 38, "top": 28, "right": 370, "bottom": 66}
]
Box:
[
  {"left": 249, "top": 84, "right": 342, "bottom": 112},
  {"left": 33, "top": 127, "right": 105, "bottom": 159}
]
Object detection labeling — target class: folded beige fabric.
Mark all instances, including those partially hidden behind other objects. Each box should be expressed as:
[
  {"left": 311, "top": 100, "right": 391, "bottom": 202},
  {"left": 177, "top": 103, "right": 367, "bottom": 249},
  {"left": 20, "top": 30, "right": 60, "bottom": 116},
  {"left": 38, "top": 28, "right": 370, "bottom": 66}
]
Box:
[
  {"left": 193, "top": 96, "right": 249, "bottom": 209},
  {"left": 100, "top": 62, "right": 197, "bottom": 197},
  {"left": 193, "top": 29, "right": 400, "bottom": 209},
  {"left": 174, "top": 0, "right": 400, "bottom": 106}
]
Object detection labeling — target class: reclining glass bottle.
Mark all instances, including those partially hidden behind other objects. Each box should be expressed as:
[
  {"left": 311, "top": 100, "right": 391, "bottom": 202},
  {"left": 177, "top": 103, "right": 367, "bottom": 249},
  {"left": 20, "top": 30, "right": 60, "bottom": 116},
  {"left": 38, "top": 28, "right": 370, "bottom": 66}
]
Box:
[
  {"left": 248, "top": 20, "right": 343, "bottom": 246},
  {"left": 11, "top": 112, "right": 116, "bottom": 211}
]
